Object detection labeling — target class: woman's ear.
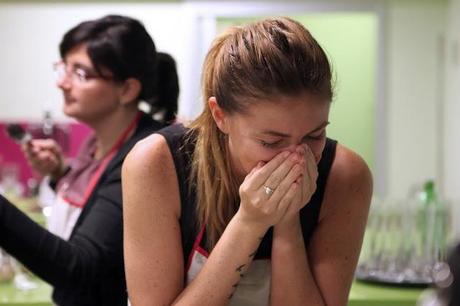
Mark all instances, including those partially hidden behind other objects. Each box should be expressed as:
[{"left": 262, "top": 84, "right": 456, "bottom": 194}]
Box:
[
  {"left": 119, "top": 78, "right": 142, "bottom": 106},
  {"left": 208, "top": 97, "right": 229, "bottom": 134}
]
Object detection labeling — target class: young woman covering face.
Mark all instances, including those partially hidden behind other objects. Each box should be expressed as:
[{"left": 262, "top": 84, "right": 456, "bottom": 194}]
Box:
[{"left": 123, "top": 17, "right": 372, "bottom": 306}]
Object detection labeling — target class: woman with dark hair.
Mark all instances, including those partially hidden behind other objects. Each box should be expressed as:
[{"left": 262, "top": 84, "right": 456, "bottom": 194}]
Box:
[
  {"left": 0, "top": 15, "right": 179, "bottom": 306},
  {"left": 123, "top": 17, "right": 371, "bottom": 306}
]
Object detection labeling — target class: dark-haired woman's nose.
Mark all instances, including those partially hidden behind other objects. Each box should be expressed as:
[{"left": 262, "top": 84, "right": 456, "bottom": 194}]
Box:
[{"left": 56, "top": 74, "right": 72, "bottom": 90}]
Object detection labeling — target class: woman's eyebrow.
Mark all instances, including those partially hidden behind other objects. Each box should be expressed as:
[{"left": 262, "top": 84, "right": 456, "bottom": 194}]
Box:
[
  {"left": 259, "top": 121, "right": 330, "bottom": 138},
  {"left": 307, "top": 121, "right": 330, "bottom": 134},
  {"left": 259, "top": 130, "right": 290, "bottom": 138}
]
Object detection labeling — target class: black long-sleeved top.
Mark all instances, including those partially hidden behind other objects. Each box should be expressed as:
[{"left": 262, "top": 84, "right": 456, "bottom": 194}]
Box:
[{"left": 0, "top": 113, "right": 163, "bottom": 306}]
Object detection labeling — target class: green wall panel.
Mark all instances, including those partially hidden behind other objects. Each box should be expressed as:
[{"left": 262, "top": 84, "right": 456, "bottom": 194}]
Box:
[{"left": 296, "top": 13, "right": 377, "bottom": 170}]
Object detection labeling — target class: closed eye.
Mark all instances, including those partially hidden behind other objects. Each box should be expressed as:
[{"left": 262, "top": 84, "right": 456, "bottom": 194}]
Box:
[
  {"left": 306, "top": 130, "right": 326, "bottom": 141},
  {"left": 260, "top": 139, "right": 283, "bottom": 148}
]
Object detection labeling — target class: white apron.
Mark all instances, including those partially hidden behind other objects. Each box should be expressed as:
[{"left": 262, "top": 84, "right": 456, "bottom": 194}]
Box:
[
  {"left": 186, "top": 226, "right": 272, "bottom": 306},
  {"left": 48, "top": 113, "right": 141, "bottom": 239}
]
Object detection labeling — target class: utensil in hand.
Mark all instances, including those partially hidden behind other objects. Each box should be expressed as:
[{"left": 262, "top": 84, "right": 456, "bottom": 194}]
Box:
[{"left": 5, "top": 124, "right": 32, "bottom": 145}]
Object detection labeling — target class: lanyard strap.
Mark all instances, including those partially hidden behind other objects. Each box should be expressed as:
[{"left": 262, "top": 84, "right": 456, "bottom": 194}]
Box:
[{"left": 63, "top": 112, "right": 142, "bottom": 207}]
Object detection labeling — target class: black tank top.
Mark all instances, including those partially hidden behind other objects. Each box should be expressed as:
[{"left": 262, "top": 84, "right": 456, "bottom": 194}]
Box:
[{"left": 157, "top": 124, "right": 337, "bottom": 264}]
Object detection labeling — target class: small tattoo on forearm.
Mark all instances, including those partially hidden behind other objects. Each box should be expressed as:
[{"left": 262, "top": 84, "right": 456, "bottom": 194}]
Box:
[
  {"left": 228, "top": 282, "right": 239, "bottom": 299},
  {"left": 235, "top": 264, "right": 245, "bottom": 272}
]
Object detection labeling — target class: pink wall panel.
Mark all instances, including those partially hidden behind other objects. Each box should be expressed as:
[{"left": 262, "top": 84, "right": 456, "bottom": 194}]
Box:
[{"left": 0, "top": 121, "right": 91, "bottom": 191}]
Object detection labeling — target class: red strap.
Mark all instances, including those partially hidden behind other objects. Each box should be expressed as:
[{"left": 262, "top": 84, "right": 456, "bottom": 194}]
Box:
[
  {"left": 185, "top": 224, "right": 209, "bottom": 271},
  {"left": 63, "top": 112, "right": 141, "bottom": 207}
]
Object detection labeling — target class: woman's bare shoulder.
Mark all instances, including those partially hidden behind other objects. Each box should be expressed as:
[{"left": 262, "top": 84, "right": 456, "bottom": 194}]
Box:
[
  {"left": 125, "top": 133, "right": 170, "bottom": 169},
  {"left": 122, "top": 133, "right": 180, "bottom": 216},
  {"left": 319, "top": 143, "right": 373, "bottom": 220},
  {"left": 330, "top": 144, "right": 372, "bottom": 186}
]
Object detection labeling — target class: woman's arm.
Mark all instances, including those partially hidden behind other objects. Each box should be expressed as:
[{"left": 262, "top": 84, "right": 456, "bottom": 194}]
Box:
[
  {"left": 125, "top": 133, "right": 263, "bottom": 306},
  {"left": 270, "top": 144, "right": 325, "bottom": 305},
  {"left": 0, "top": 168, "right": 126, "bottom": 288},
  {"left": 271, "top": 216, "right": 325, "bottom": 305},
  {"left": 270, "top": 145, "right": 372, "bottom": 306},
  {"left": 123, "top": 136, "right": 302, "bottom": 305},
  {"left": 123, "top": 134, "right": 183, "bottom": 305}
]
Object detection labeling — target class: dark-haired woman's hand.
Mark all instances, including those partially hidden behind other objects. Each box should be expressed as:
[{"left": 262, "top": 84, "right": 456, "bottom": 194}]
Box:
[
  {"left": 22, "top": 139, "right": 67, "bottom": 181},
  {"left": 236, "top": 150, "right": 304, "bottom": 230}
]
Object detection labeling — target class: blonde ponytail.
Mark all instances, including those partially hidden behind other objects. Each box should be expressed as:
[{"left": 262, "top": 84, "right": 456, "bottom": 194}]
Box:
[{"left": 188, "top": 28, "right": 241, "bottom": 249}]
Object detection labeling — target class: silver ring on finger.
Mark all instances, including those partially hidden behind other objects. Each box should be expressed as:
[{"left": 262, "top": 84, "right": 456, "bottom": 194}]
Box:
[{"left": 263, "top": 185, "right": 276, "bottom": 196}]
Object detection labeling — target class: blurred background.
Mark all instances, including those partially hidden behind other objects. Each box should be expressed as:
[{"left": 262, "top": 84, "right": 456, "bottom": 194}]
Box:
[{"left": 0, "top": 0, "right": 459, "bottom": 304}]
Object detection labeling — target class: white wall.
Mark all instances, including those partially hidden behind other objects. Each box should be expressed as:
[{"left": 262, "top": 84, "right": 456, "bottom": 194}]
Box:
[
  {"left": 445, "top": 0, "right": 460, "bottom": 215},
  {"left": 385, "top": 0, "right": 447, "bottom": 197},
  {"left": 0, "top": 3, "right": 191, "bottom": 121}
]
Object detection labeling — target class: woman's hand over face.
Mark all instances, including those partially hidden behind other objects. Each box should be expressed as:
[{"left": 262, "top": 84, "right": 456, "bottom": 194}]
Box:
[
  {"left": 237, "top": 149, "right": 306, "bottom": 229},
  {"left": 277, "top": 145, "right": 318, "bottom": 225}
]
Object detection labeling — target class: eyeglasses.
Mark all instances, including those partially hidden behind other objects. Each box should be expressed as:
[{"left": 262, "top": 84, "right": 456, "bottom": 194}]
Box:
[{"left": 53, "top": 61, "right": 107, "bottom": 84}]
